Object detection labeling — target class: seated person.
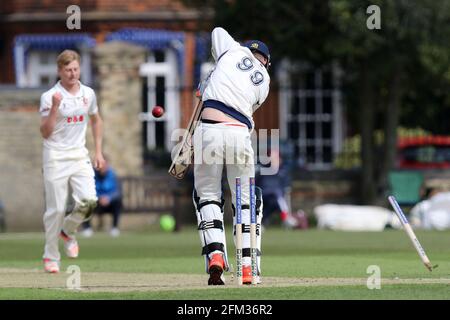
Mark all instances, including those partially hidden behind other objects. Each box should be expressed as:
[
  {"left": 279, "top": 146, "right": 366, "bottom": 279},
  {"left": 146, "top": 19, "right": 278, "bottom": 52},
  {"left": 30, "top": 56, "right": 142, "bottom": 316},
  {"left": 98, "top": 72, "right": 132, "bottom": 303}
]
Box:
[
  {"left": 82, "top": 159, "right": 122, "bottom": 237},
  {"left": 257, "top": 148, "right": 305, "bottom": 229},
  {"left": 409, "top": 182, "right": 450, "bottom": 230}
]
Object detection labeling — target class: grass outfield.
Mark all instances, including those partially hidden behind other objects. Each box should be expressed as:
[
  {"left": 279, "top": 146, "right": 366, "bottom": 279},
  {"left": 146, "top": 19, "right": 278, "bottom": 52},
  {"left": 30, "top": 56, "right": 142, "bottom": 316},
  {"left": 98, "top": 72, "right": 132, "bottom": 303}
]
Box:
[{"left": 0, "top": 227, "right": 448, "bottom": 299}]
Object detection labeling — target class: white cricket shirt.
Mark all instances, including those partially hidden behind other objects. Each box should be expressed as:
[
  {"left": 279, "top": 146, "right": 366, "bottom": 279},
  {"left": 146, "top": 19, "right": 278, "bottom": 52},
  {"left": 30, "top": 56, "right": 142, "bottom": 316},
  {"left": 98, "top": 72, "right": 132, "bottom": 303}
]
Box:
[
  {"left": 40, "top": 81, "right": 98, "bottom": 153},
  {"left": 202, "top": 27, "right": 271, "bottom": 129}
]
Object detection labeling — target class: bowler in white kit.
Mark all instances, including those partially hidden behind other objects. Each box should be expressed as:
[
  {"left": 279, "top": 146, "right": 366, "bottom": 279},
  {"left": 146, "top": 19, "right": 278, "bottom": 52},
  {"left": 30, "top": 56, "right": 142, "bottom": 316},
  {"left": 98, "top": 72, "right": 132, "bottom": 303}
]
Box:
[{"left": 39, "top": 50, "right": 105, "bottom": 273}]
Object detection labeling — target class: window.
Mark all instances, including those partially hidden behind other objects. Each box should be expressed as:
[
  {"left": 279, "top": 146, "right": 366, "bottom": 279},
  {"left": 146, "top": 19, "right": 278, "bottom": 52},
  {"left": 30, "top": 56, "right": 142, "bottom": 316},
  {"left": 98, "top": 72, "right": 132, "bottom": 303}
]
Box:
[
  {"left": 13, "top": 34, "right": 95, "bottom": 88},
  {"left": 27, "top": 50, "right": 59, "bottom": 87},
  {"left": 139, "top": 49, "right": 180, "bottom": 152},
  {"left": 279, "top": 61, "right": 343, "bottom": 169},
  {"left": 24, "top": 49, "right": 92, "bottom": 87}
]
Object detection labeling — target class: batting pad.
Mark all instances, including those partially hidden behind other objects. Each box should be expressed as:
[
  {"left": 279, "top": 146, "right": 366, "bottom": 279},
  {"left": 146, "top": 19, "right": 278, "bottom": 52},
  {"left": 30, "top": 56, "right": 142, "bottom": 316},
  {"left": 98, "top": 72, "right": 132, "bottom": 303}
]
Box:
[
  {"left": 193, "top": 192, "right": 230, "bottom": 273},
  {"left": 62, "top": 198, "right": 97, "bottom": 236}
]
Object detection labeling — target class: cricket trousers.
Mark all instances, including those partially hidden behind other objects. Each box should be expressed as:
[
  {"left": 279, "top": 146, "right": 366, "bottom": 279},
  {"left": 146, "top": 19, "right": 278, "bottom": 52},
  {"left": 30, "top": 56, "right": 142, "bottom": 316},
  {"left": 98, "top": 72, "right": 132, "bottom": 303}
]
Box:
[
  {"left": 42, "top": 147, "right": 97, "bottom": 261},
  {"left": 192, "top": 122, "right": 262, "bottom": 273}
]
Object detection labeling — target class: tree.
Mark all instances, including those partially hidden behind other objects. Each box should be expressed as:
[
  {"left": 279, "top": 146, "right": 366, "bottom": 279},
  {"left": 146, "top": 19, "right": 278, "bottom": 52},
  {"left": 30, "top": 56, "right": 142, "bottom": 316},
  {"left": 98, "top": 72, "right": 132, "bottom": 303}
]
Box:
[
  {"left": 185, "top": 0, "right": 450, "bottom": 204},
  {"left": 328, "top": 0, "right": 450, "bottom": 203}
]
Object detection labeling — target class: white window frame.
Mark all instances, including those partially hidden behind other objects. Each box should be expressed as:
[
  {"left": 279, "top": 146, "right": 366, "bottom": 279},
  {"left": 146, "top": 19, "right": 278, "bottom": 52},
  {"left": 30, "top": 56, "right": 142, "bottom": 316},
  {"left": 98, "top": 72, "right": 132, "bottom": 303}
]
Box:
[
  {"left": 16, "top": 47, "right": 92, "bottom": 88},
  {"left": 277, "top": 60, "right": 344, "bottom": 170},
  {"left": 27, "top": 51, "right": 59, "bottom": 87},
  {"left": 139, "top": 49, "right": 180, "bottom": 151}
]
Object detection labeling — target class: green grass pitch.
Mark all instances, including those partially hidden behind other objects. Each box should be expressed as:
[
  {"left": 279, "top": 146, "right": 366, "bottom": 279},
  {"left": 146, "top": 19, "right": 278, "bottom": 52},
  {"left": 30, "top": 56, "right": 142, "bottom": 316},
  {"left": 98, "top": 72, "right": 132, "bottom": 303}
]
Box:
[{"left": 0, "top": 227, "right": 448, "bottom": 299}]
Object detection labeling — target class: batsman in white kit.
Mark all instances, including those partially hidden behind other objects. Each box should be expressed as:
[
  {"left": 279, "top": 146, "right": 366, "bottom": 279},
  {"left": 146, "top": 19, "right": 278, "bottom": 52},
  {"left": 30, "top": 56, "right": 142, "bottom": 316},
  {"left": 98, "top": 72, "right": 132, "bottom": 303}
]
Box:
[
  {"left": 39, "top": 50, "right": 105, "bottom": 273},
  {"left": 192, "top": 27, "right": 271, "bottom": 285}
]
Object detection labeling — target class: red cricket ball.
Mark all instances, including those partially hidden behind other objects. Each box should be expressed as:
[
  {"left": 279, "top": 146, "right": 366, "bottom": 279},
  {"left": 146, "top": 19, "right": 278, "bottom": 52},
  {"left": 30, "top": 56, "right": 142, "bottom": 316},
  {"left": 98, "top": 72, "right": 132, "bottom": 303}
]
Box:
[{"left": 152, "top": 106, "right": 164, "bottom": 118}]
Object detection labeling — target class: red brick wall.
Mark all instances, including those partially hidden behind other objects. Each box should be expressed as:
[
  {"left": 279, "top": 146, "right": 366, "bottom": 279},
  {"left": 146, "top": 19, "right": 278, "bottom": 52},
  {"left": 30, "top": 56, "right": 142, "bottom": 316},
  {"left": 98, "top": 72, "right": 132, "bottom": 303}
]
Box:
[
  {"left": 254, "top": 86, "right": 280, "bottom": 130},
  {"left": 96, "top": 0, "right": 185, "bottom": 11},
  {"left": 0, "top": 22, "right": 71, "bottom": 84},
  {"left": 180, "top": 32, "right": 196, "bottom": 129},
  {"left": 1, "top": 0, "right": 186, "bottom": 13},
  {"left": 0, "top": 0, "right": 205, "bottom": 84},
  {"left": 0, "top": 0, "right": 95, "bottom": 13},
  {"left": 0, "top": 0, "right": 280, "bottom": 130}
]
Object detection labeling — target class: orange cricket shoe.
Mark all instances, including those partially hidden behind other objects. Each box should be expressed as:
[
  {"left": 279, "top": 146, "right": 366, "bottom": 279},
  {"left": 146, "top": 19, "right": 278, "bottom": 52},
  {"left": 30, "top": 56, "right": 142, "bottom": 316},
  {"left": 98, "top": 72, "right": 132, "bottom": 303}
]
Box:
[
  {"left": 43, "top": 258, "right": 60, "bottom": 273},
  {"left": 208, "top": 253, "right": 225, "bottom": 285},
  {"left": 243, "top": 265, "right": 262, "bottom": 285},
  {"left": 242, "top": 265, "right": 252, "bottom": 284}
]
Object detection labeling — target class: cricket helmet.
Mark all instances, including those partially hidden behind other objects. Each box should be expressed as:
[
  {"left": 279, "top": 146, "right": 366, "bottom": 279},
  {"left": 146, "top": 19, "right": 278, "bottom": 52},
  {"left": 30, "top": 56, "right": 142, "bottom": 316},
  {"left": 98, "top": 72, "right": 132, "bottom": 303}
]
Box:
[{"left": 243, "top": 40, "right": 271, "bottom": 69}]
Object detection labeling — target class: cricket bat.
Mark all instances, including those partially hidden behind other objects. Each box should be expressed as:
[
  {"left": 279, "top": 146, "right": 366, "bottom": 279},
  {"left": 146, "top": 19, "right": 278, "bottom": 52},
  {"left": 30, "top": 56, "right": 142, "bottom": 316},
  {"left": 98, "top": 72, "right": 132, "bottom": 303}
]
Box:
[{"left": 168, "top": 99, "right": 203, "bottom": 179}]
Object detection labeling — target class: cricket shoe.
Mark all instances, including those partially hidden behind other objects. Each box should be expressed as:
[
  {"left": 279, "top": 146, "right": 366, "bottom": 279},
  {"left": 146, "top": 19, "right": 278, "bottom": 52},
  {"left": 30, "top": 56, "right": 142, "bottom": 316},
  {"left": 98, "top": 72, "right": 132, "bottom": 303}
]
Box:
[
  {"left": 60, "top": 230, "right": 79, "bottom": 258},
  {"left": 109, "top": 227, "right": 120, "bottom": 238},
  {"left": 81, "top": 227, "right": 94, "bottom": 238},
  {"left": 208, "top": 253, "right": 225, "bottom": 285},
  {"left": 242, "top": 265, "right": 261, "bottom": 285},
  {"left": 283, "top": 215, "right": 299, "bottom": 229},
  {"left": 43, "top": 258, "right": 60, "bottom": 273}
]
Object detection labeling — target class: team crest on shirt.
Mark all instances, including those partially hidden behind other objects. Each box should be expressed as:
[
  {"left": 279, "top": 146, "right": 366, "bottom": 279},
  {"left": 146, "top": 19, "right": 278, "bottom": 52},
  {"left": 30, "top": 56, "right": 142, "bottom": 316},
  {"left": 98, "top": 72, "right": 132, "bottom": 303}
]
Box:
[{"left": 83, "top": 97, "right": 88, "bottom": 108}]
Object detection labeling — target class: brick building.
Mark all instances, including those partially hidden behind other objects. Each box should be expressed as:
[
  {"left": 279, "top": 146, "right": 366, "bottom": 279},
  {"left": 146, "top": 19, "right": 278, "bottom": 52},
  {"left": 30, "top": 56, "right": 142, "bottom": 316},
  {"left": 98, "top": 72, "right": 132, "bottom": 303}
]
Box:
[
  {"left": 0, "top": 1, "right": 353, "bottom": 230},
  {"left": 1, "top": 0, "right": 215, "bottom": 127}
]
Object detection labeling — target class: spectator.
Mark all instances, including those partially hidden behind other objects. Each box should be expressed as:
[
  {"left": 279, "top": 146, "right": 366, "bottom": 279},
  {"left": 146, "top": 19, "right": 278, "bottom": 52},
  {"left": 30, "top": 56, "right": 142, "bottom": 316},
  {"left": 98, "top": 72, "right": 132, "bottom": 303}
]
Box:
[
  {"left": 82, "top": 159, "right": 122, "bottom": 237},
  {"left": 409, "top": 181, "right": 450, "bottom": 230},
  {"left": 257, "top": 148, "right": 306, "bottom": 229}
]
